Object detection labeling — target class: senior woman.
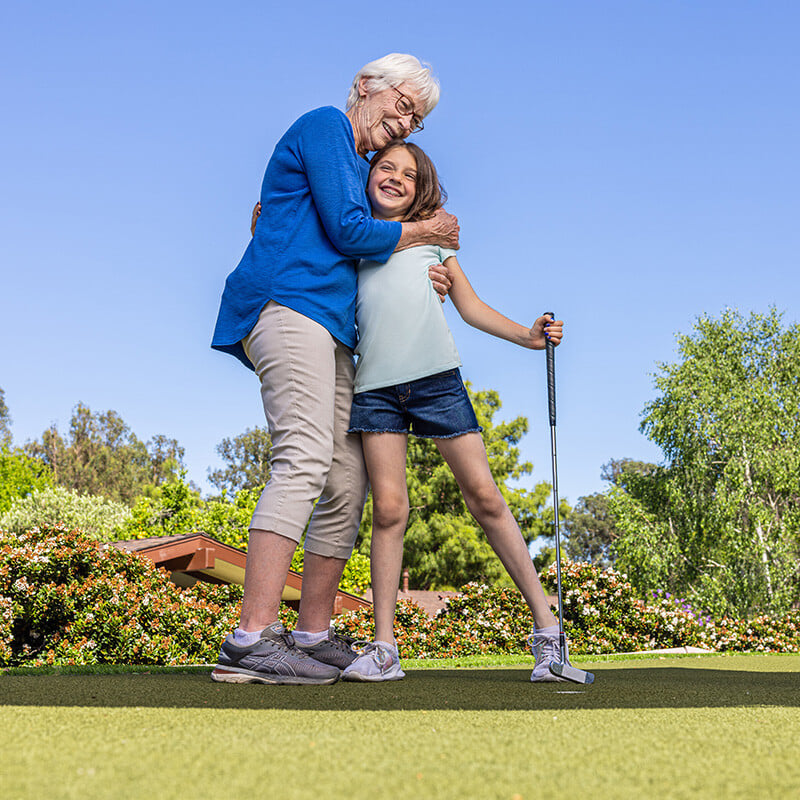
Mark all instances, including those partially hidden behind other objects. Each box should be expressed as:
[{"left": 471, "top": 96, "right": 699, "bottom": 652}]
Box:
[{"left": 210, "top": 54, "right": 459, "bottom": 685}]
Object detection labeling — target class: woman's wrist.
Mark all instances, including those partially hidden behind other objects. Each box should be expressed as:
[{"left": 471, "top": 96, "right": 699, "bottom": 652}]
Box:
[
  {"left": 396, "top": 220, "right": 429, "bottom": 251},
  {"left": 395, "top": 210, "right": 460, "bottom": 252}
]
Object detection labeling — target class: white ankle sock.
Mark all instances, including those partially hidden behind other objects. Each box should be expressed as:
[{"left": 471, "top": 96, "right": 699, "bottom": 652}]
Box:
[
  {"left": 534, "top": 624, "right": 559, "bottom": 637},
  {"left": 292, "top": 628, "right": 330, "bottom": 646},
  {"left": 233, "top": 627, "right": 263, "bottom": 646}
]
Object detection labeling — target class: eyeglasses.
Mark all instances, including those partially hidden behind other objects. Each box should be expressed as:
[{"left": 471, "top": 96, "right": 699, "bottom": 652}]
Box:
[{"left": 393, "top": 88, "right": 424, "bottom": 133}]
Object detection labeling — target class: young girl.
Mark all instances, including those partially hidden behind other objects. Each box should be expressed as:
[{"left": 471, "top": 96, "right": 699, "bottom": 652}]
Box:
[{"left": 341, "top": 140, "right": 571, "bottom": 682}]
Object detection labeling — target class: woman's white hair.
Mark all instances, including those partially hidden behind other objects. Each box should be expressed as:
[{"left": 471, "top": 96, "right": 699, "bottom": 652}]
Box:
[{"left": 346, "top": 53, "right": 440, "bottom": 117}]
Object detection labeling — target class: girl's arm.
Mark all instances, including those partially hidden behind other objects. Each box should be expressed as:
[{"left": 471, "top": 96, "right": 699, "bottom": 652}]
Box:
[{"left": 445, "top": 256, "right": 563, "bottom": 350}]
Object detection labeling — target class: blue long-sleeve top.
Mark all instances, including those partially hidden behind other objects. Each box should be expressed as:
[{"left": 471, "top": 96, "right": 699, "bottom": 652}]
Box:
[{"left": 211, "top": 106, "right": 402, "bottom": 370}]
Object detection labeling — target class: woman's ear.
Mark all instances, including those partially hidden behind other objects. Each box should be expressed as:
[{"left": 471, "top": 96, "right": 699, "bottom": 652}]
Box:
[{"left": 357, "top": 76, "right": 371, "bottom": 98}]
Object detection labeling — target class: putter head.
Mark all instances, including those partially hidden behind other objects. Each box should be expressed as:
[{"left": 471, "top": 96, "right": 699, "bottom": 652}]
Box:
[{"left": 550, "top": 661, "right": 595, "bottom": 685}]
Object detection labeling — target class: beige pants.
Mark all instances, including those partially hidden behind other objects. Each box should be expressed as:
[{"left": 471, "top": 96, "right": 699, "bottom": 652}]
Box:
[{"left": 242, "top": 301, "right": 368, "bottom": 558}]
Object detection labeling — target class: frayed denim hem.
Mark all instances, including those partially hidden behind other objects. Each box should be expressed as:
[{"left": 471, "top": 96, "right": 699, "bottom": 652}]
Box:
[
  {"left": 415, "top": 427, "right": 483, "bottom": 440},
  {"left": 348, "top": 426, "right": 483, "bottom": 439},
  {"left": 348, "top": 426, "right": 408, "bottom": 435}
]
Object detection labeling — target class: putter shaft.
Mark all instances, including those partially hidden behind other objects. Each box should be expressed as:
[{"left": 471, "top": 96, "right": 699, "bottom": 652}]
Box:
[{"left": 544, "top": 313, "right": 594, "bottom": 685}]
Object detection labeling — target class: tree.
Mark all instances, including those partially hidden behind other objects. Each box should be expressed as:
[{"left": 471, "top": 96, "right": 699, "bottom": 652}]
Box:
[
  {"left": 0, "top": 447, "right": 53, "bottom": 514},
  {"left": 208, "top": 427, "right": 272, "bottom": 493},
  {"left": 146, "top": 434, "right": 186, "bottom": 487},
  {"left": 356, "top": 385, "right": 561, "bottom": 589},
  {"left": 609, "top": 309, "right": 800, "bottom": 617},
  {"left": 0, "top": 388, "right": 11, "bottom": 446},
  {"left": 24, "top": 403, "right": 186, "bottom": 504},
  {"left": 120, "top": 472, "right": 203, "bottom": 540},
  {"left": 564, "top": 460, "right": 657, "bottom": 567},
  {"left": 600, "top": 458, "right": 658, "bottom": 487},
  {"left": 565, "top": 493, "right": 616, "bottom": 568}
]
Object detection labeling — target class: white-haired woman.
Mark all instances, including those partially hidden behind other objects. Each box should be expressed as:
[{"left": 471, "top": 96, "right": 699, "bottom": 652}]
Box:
[{"left": 211, "top": 54, "right": 459, "bottom": 685}]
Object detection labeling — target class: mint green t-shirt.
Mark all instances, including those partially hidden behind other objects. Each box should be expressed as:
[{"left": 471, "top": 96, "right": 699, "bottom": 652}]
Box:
[{"left": 354, "top": 244, "right": 461, "bottom": 393}]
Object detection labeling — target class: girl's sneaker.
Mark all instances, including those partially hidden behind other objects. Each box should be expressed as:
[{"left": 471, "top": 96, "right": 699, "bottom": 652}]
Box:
[
  {"left": 528, "top": 630, "right": 568, "bottom": 682},
  {"left": 342, "top": 641, "right": 405, "bottom": 682}
]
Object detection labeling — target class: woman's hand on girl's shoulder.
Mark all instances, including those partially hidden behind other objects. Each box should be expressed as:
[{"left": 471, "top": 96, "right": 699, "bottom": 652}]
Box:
[
  {"left": 395, "top": 208, "right": 460, "bottom": 253},
  {"left": 528, "top": 316, "right": 564, "bottom": 349},
  {"left": 425, "top": 208, "right": 460, "bottom": 249}
]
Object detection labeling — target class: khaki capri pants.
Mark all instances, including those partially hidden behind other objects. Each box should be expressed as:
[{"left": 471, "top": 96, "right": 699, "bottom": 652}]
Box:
[{"left": 242, "top": 301, "right": 369, "bottom": 559}]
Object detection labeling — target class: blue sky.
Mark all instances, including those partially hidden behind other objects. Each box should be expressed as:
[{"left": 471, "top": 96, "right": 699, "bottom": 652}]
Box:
[{"left": 2, "top": 1, "right": 798, "bottom": 507}]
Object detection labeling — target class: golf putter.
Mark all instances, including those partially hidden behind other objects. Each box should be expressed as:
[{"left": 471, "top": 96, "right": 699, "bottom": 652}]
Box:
[{"left": 543, "top": 312, "right": 595, "bottom": 685}]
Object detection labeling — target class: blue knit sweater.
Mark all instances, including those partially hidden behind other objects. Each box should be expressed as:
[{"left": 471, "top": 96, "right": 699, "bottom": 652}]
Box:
[{"left": 211, "top": 106, "right": 402, "bottom": 370}]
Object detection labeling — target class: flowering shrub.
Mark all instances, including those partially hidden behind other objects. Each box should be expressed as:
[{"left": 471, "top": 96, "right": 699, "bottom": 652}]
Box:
[
  {"left": 539, "top": 561, "right": 710, "bottom": 654},
  {"left": 3, "top": 528, "right": 798, "bottom": 666},
  {"left": 0, "top": 524, "right": 243, "bottom": 666},
  {"left": 706, "top": 612, "right": 800, "bottom": 653},
  {"left": 427, "top": 562, "right": 799, "bottom": 656},
  {"left": 334, "top": 600, "right": 482, "bottom": 659},
  {"left": 434, "top": 584, "right": 533, "bottom": 655}
]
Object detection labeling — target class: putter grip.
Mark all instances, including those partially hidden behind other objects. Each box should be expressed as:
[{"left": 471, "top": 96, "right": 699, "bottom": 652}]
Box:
[{"left": 544, "top": 312, "right": 556, "bottom": 427}]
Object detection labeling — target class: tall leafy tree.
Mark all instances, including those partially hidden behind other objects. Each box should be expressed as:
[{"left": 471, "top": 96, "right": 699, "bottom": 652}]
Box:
[
  {"left": 208, "top": 426, "right": 272, "bottom": 493},
  {"left": 600, "top": 458, "right": 657, "bottom": 486},
  {"left": 25, "top": 404, "right": 185, "bottom": 504},
  {"left": 609, "top": 309, "right": 800, "bottom": 616},
  {"left": 357, "top": 385, "right": 560, "bottom": 589},
  {"left": 146, "top": 434, "right": 185, "bottom": 487},
  {"left": 565, "top": 460, "right": 657, "bottom": 567},
  {"left": 565, "top": 493, "right": 616, "bottom": 567}
]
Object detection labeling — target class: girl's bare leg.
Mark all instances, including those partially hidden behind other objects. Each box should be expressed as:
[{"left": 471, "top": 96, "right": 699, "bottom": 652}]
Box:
[
  {"left": 361, "top": 432, "right": 410, "bottom": 644},
  {"left": 435, "top": 432, "right": 558, "bottom": 630}
]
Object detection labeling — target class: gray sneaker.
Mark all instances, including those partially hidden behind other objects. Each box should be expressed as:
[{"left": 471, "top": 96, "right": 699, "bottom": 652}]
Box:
[
  {"left": 295, "top": 627, "right": 359, "bottom": 669},
  {"left": 211, "top": 622, "right": 340, "bottom": 685}
]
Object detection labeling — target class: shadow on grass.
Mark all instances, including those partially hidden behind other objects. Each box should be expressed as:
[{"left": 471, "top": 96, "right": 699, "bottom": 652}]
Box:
[{"left": 2, "top": 665, "right": 799, "bottom": 710}]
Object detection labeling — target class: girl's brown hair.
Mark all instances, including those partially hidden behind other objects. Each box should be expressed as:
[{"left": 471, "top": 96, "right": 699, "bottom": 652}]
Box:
[{"left": 368, "top": 139, "right": 447, "bottom": 222}]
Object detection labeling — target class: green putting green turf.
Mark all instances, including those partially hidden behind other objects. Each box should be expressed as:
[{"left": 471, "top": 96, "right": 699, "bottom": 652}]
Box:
[{"left": 3, "top": 654, "right": 799, "bottom": 799}]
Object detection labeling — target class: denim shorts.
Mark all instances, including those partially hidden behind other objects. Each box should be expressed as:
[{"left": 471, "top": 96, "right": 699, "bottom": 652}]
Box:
[{"left": 348, "top": 368, "right": 482, "bottom": 439}]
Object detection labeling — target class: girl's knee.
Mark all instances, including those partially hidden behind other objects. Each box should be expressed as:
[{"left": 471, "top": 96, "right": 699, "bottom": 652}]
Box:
[
  {"left": 372, "top": 494, "right": 409, "bottom": 531},
  {"left": 465, "top": 482, "right": 506, "bottom": 520}
]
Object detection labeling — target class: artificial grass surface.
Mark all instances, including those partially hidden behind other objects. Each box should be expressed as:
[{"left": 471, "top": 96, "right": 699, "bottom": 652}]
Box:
[{"left": 3, "top": 654, "right": 800, "bottom": 799}]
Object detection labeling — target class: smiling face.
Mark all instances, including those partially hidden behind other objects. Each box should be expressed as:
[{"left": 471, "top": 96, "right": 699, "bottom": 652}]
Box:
[
  {"left": 367, "top": 145, "right": 418, "bottom": 221},
  {"left": 348, "top": 80, "right": 423, "bottom": 156}
]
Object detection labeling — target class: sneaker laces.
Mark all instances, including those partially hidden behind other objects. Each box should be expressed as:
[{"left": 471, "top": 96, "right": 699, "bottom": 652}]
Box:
[
  {"left": 540, "top": 638, "right": 560, "bottom": 663},
  {"left": 273, "top": 628, "right": 307, "bottom": 656},
  {"left": 328, "top": 629, "right": 357, "bottom": 653},
  {"left": 528, "top": 632, "right": 561, "bottom": 665},
  {"left": 359, "top": 641, "right": 393, "bottom": 668}
]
